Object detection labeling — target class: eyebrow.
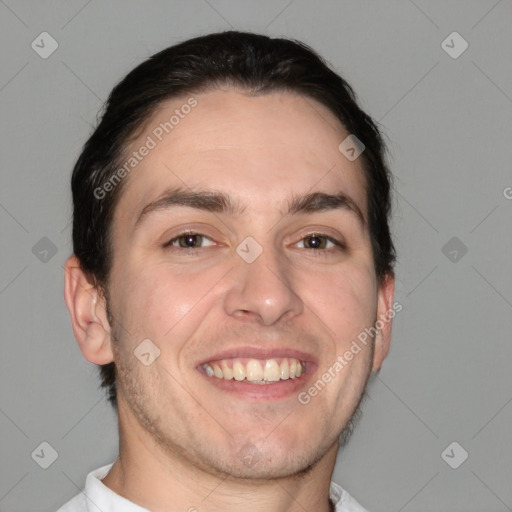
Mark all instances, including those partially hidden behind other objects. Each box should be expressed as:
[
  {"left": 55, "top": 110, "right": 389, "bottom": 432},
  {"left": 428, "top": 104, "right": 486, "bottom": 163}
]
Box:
[
  {"left": 288, "top": 190, "right": 366, "bottom": 226},
  {"left": 134, "top": 187, "right": 366, "bottom": 229}
]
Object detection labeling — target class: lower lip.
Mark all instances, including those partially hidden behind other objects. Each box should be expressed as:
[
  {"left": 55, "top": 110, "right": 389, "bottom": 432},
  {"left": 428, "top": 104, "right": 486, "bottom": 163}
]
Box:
[{"left": 198, "top": 365, "right": 317, "bottom": 401}]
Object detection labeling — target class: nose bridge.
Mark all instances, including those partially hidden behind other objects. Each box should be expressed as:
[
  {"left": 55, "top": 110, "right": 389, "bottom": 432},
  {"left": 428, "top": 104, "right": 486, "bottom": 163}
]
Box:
[{"left": 223, "top": 235, "right": 303, "bottom": 325}]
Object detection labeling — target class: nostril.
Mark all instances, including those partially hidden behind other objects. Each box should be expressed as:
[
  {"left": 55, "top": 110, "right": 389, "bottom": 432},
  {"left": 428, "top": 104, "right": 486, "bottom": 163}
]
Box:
[{"left": 232, "top": 309, "right": 261, "bottom": 320}]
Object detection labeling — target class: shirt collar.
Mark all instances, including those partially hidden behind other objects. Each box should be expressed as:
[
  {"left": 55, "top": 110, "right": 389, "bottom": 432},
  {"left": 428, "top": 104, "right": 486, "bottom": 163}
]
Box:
[
  {"left": 84, "top": 463, "right": 149, "bottom": 511},
  {"left": 83, "top": 463, "right": 352, "bottom": 511}
]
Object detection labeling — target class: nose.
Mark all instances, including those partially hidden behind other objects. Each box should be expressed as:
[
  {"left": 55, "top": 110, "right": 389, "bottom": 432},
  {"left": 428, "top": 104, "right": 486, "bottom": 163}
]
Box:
[{"left": 223, "top": 241, "right": 304, "bottom": 325}]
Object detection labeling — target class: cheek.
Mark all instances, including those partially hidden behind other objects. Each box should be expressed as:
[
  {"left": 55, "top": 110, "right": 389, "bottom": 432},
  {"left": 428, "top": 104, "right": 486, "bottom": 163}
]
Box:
[
  {"left": 116, "top": 260, "right": 225, "bottom": 343},
  {"left": 302, "top": 262, "right": 378, "bottom": 349}
]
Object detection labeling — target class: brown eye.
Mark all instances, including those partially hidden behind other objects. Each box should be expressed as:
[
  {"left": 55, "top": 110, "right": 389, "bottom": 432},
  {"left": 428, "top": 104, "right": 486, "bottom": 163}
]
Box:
[
  {"left": 164, "top": 233, "right": 215, "bottom": 249},
  {"left": 178, "top": 234, "right": 202, "bottom": 248},
  {"left": 303, "top": 235, "right": 328, "bottom": 249},
  {"left": 297, "top": 234, "right": 340, "bottom": 250}
]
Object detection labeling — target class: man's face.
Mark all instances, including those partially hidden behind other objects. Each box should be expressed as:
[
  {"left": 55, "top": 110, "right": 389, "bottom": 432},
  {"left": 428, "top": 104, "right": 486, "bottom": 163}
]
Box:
[{"left": 104, "top": 89, "right": 392, "bottom": 479}]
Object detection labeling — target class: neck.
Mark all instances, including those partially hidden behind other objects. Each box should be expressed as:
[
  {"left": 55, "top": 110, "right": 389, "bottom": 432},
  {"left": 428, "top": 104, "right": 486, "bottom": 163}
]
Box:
[{"left": 102, "top": 405, "right": 340, "bottom": 512}]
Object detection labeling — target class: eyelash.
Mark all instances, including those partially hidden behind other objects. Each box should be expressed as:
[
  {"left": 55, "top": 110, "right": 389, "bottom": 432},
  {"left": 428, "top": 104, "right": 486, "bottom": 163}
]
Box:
[
  {"left": 163, "top": 231, "right": 345, "bottom": 254},
  {"left": 295, "top": 234, "right": 345, "bottom": 252},
  {"left": 163, "top": 232, "right": 215, "bottom": 250}
]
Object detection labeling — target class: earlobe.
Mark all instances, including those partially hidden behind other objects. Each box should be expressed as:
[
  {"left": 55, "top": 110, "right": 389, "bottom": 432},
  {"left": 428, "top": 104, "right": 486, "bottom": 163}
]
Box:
[
  {"left": 64, "top": 256, "right": 114, "bottom": 365},
  {"left": 371, "top": 273, "right": 395, "bottom": 373}
]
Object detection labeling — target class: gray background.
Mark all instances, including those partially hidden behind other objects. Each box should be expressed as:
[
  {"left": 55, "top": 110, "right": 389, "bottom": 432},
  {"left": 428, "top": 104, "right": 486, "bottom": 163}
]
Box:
[{"left": 1, "top": 1, "right": 511, "bottom": 511}]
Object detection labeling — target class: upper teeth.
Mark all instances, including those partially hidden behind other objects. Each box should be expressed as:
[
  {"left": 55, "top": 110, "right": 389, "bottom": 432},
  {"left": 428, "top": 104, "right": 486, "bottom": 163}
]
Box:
[{"left": 203, "top": 358, "right": 304, "bottom": 382}]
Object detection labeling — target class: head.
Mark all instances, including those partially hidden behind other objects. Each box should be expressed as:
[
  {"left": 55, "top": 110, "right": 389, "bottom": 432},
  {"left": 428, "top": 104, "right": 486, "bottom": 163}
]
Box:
[{"left": 65, "top": 30, "right": 395, "bottom": 480}]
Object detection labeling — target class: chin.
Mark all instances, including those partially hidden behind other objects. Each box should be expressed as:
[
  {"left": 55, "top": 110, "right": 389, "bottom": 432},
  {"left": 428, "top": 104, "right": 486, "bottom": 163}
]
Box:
[{"left": 201, "top": 436, "right": 331, "bottom": 481}]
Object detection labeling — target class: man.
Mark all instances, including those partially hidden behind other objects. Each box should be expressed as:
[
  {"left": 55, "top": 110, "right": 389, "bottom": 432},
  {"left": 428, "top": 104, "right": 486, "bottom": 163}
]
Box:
[{"left": 59, "top": 30, "right": 396, "bottom": 512}]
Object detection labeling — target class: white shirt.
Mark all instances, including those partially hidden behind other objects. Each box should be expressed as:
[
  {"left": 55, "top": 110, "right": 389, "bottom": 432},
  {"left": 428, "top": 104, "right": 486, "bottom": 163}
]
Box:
[{"left": 57, "top": 463, "right": 369, "bottom": 512}]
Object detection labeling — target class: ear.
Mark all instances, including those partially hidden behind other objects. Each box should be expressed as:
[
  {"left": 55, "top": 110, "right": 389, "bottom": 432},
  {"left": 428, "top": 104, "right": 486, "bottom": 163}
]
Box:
[
  {"left": 63, "top": 255, "right": 114, "bottom": 365},
  {"left": 371, "top": 272, "right": 395, "bottom": 373}
]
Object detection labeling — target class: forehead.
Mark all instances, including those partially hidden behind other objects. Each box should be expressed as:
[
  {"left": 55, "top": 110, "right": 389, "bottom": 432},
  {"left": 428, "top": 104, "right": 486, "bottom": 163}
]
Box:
[{"left": 115, "top": 89, "right": 367, "bottom": 221}]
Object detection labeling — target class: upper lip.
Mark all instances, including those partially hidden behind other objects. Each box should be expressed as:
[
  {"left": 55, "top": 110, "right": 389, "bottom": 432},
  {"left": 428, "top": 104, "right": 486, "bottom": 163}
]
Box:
[{"left": 196, "top": 346, "right": 318, "bottom": 367}]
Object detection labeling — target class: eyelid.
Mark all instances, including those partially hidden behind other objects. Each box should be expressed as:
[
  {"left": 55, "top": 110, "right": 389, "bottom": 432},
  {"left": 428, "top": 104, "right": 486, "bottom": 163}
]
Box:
[
  {"left": 291, "top": 227, "right": 346, "bottom": 246},
  {"left": 294, "top": 233, "right": 345, "bottom": 250},
  {"left": 158, "top": 221, "right": 223, "bottom": 246},
  {"left": 163, "top": 231, "right": 216, "bottom": 249}
]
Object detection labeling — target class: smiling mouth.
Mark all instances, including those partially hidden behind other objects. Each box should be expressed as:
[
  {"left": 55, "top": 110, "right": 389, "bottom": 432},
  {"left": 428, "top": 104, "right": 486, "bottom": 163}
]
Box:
[{"left": 201, "top": 357, "right": 306, "bottom": 384}]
